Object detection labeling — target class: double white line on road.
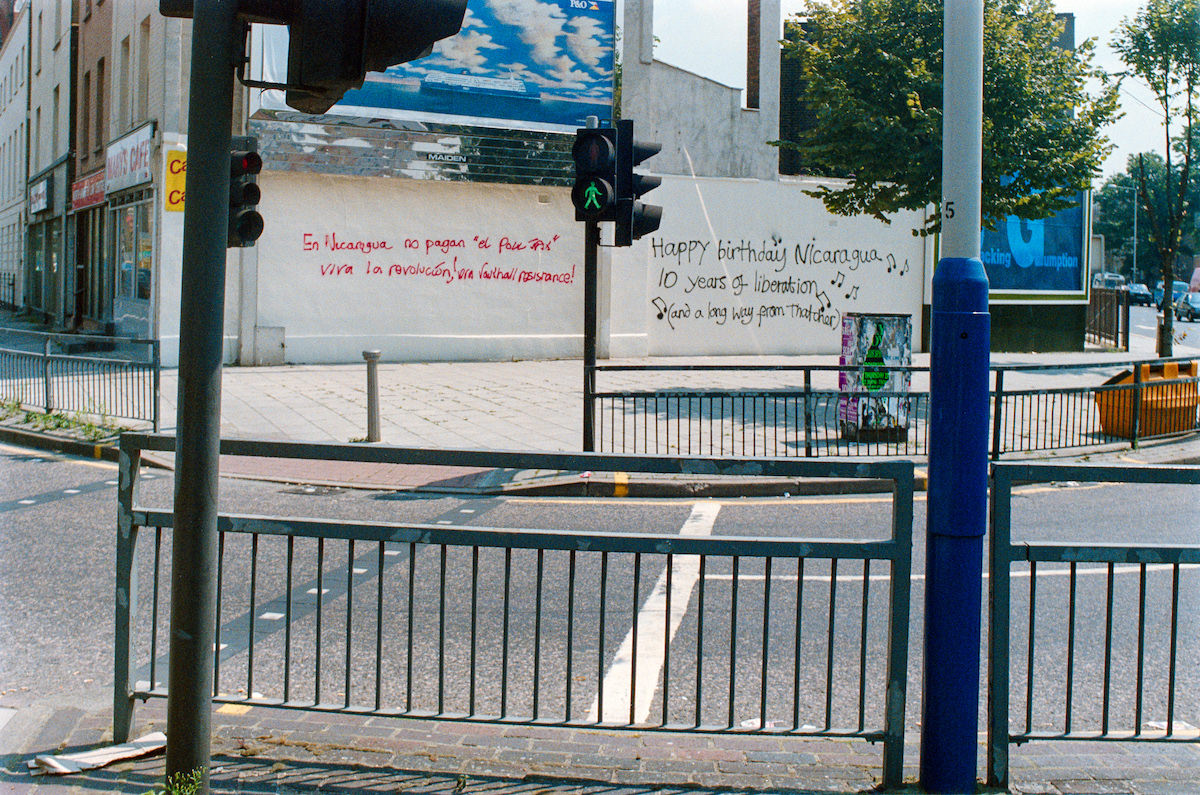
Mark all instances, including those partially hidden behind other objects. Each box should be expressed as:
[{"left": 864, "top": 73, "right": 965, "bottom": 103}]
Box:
[{"left": 585, "top": 501, "right": 721, "bottom": 725}]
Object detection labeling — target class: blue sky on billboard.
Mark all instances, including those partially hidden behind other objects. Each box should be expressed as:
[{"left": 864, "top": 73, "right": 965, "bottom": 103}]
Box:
[{"left": 252, "top": 0, "right": 616, "bottom": 133}]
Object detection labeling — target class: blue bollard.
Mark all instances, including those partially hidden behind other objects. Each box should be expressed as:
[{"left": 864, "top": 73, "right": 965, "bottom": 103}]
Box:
[{"left": 920, "top": 256, "right": 990, "bottom": 793}]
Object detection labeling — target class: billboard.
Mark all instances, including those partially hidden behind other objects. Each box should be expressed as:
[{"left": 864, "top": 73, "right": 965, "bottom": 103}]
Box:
[
  {"left": 251, "top": 0, "right": 616, "bottom": 133},
  {"left": 981, "top": 191, "right": 1089, "bottom": 298}
]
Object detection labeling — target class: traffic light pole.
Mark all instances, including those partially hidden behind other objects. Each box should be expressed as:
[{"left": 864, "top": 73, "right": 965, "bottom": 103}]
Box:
[
  {"left": 168, "top": 1, "right": 237, "bottom": 787},
  {"left": 582, "top": 220, "right": 599, "bottom": 451}
]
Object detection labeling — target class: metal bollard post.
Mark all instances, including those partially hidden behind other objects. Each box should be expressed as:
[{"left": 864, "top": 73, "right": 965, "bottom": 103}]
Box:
[{"left": 362, "top": 350, "right": 382, "bottom": 443}]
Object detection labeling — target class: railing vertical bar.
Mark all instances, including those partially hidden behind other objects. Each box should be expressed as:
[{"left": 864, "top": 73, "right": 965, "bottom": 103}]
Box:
[
  {"left": 694, "top": 555, "right": 706, "bottom": 728},
  {"left": 470, "top": 546, "right": 479, "bottom": 716},
  {"left": 663, "top": 553, "right": 673, "bottom": 727},
  {"left": 1166, "top": 563, "right": 1180, "bottom": 735},
  {"left": 857, "top": 559, "right": 870, "bottom": 733},
  {"left": 284, "top": 536, "right": 294, "bottom": 702},
  {"left": 345, "top": 539, "right": 355, "bottom": 709},
  {"left": 728, "top": 556, "right": 740, "bottom": 729},
  {"left": 406, "top": 541, "right": 416, "bottom": 713},
  {"left": 1025, "top": 561, "right": 1037, "bottom": 734},
  {"left": 1101, "top": 562, "right": 1115, "bottom": 736},
  {"left": 1064, "top": 561, "right": 1077, "bottom": 732},
  {"left": 759, "top": 557, "right": 772, "bottom": 731},
  {"left": 248, "top": 534, "right": 259, "bottom": 700},
  {"left": 598, "top": 550, "right": 608, "bottom": 722},
  {"left": 438, "top": 544, "right": 447, "bottom": 715},
  {"left": 793, "top": 557, "right": 805, "bottom": 730},
  {"left": 824, "top": 558, "right": 838, "bottom": 731},
  {"left": 565, "top": 549, "right": 576, "bottom": 721},
  {"left": 1134, "top": 563, "right": 1147, "bottom": 736},
  {"left": 315, "top": 537, "right": 325, "bottom": 704},
  {"left": 501, "top": 547, "right": 512, "bottom": 718},
  {"left": 375, "top": 541, "right": 384, "bottom": 712},
  {"left": 213, "top": 531, "right": 225, "bottom": 698},
  {"left": 533, "top": 548, "right": 544, "bottom": 721},
  {"left": 629, "top": 551, "right": 641, "bottom": 725}
]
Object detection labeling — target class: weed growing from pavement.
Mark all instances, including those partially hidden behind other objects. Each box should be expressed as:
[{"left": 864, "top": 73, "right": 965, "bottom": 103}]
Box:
[{"left": 143, "top": 768, "right": 204, "bottom": 795}]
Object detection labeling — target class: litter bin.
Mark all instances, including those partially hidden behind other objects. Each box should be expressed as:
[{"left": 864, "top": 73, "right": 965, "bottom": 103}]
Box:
[
  {"left": 1095, "top": 360, "right": 1199, "bottom": 438},
  {"left": 837, "top": 313, "right": 912, "bottom": 441}
]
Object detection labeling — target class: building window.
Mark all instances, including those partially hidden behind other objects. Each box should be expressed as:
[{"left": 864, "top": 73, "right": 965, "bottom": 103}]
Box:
[
  {"left": 138, "top": 17, "right": 150, "bottom": 120},
  {"left": 81, "top": 71, "right": 91, "bottom": 157},
  {"left": 95, "top": 58, "right": 105, "bottom": 152},
  {"left": 120, "top": 36, "right": 130, "bottom": 129},
  {"left": 52, "top": 86, "right": 60, "bottom": 157}
]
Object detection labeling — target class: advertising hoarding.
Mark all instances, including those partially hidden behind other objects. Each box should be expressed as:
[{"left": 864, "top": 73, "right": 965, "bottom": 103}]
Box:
[
  {"left": 251, "top": 0, "right": 616, "bottom": 133},
  {"left": 981, "top": 191, "right": 1089, "bottom": 299}
]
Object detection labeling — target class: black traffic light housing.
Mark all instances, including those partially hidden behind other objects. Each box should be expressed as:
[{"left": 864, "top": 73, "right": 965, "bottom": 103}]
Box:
[
  {"left": 614, "top": 119, "right": 662, "bottom": 247},
  {"left": 160, "top": 0, "right": 468, "bottom": 115},
  {"left": 284, "top": 0, "right": 468, "bottom": 114},
  {"left": 229, "top": 136, "right": 264, "bottom": 247},
  {"left": 571, "top": 127, "right": 618, "bottom": 222}
]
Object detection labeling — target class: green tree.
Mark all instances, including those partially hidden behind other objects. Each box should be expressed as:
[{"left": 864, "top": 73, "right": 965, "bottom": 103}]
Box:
[
  {"left": 1094, "top": 153, "right": 1197, "bottom": 284},
  {"left": 1113, "top": 0, "right": 1200, "bottom": 356},
  {"left": 776, "top": 0, "right": 1119, "bottom": 235}
]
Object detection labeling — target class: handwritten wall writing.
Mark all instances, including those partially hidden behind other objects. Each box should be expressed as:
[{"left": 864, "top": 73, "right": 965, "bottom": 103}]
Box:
[
  {"left": 647, "top": 234, "right": 912, "bottom": 336},
  {"left": 302, "top": 231, "right": 573, "bottom": 287}
]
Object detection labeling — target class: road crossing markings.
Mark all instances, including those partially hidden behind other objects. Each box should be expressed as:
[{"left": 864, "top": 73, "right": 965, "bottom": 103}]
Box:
[{"left": 587, "top": 500, "right": 721, "bottom": 724}]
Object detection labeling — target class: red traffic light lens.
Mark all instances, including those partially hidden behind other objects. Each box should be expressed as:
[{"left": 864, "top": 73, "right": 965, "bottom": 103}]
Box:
[
  {"left": 232, "top": 151, "right": 262, "bottom": 176},
  {"left": 572, "top": 132, "right": 614, "bottom": 171}
]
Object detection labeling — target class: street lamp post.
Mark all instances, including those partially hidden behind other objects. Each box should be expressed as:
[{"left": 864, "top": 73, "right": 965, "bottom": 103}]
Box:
[{"left": 1112, "top": 185, "right": 1138, "bottom": 283}]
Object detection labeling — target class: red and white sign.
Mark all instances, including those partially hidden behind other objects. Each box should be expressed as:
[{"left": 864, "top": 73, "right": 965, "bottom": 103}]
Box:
[
  {"left": 106, "top": 123, "right": 155, "bottom": 194},
  {"left": 72, "top": 170, "right": 107, "bottom": 210},
  {"left": 29, "top": 177, "right": 50, "bottom": 213}
]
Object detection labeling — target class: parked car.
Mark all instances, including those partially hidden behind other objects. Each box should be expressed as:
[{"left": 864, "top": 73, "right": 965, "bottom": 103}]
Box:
[
  {"left": 1128, "top": 283, "right": 1153, "bottom": 306},
  {"left": 1092, "top": 273, "right": 1127, "bottom": 290},
  {"left": 1154, "top": 280, "right": 1190, "bottom": 308},
  {"left": 1175, "top": 291, "right": 1200, "bottom": 322}
]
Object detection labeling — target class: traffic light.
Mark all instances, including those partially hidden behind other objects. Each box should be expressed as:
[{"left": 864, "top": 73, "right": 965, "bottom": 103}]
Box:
[
  {"left": 228, "top": 136, "right": 263, "bottom": 247},
  {"left": 571, "top": 127, "right": 618, "bottom": 222},
  {"left": 159, "top": 0, "right": 469, "bottom": 115},
  {"left": 284, "top": 0, "right": 469, "bottom": 114},
  {"left": 614, "top": 118, "right": 662, "bottom": 247}
]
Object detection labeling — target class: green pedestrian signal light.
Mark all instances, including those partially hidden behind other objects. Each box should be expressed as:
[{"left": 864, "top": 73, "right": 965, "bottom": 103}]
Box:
[{"left": 572, "top": 128, "right": 617, "bottom": 222}]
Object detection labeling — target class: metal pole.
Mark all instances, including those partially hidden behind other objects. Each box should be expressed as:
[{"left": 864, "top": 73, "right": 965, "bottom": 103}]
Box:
[
  {"left": 363, "top": 350, "right": 382, "bottom": 442},
  {"left": 920, "top": 1, "right": 989, "bottom": 792},
  {"left": 583, "top": 221, "right": 599, "bottom": 451},
  {"left": 167, "top": 1, "right": 238, "bottom": 788}
]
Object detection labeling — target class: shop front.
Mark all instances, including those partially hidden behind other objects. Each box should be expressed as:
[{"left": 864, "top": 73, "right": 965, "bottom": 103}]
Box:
[
  {"left": 70, "top": 169, "right": 110, "bottom": 331},
  {"left": 105, "top": 123, "right": 155, "bottom": 339},
  {"left": 25, "top": 172, "right": 64, "bottom": 323}
]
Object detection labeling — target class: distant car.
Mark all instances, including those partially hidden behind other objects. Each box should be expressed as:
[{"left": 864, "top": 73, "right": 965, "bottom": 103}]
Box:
[
  {"left": 1128, "top": 283, "right": 1153, "bottom": 306},
  {"left": 1154, "top": 280, "right": 1190, "bottom": 308},
  {"left": 1175, "top": 291, "right": 1200, "bottom": 322}
]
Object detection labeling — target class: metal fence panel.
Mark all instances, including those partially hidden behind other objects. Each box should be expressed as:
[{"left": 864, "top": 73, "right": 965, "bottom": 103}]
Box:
[
  {"left": 115, "top": 435, "right": 915, "bottom": 788},
  {"left": 987, "top": 462, "right": 1200, "bottom": 789}
]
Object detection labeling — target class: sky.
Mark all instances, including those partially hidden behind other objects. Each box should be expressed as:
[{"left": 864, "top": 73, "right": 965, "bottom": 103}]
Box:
[{"left": 635, "top": 0, "right": 1164, "bottom": 181}]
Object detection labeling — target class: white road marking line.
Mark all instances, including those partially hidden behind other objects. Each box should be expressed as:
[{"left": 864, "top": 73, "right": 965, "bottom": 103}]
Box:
[
  {"left": 63, "top": 489, "right": 80, "bottom": 494},
  {"left": 18, "top": 499, "right": 35, "bottom": 505},
  {"left": 259, "top": 612, "right": 285, "bottom": 621},
  {"left": 587, "top": 501, "right": 721, "bottom": 725}
]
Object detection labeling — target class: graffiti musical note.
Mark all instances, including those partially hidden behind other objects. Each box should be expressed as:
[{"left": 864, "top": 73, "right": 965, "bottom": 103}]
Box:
[
  {"left": 815, "top": 289, "right": 832, "bottom": 309},
  {"left": 845, "top": 285, "right": 859, "bottom": 300},
  {"left": 652, "top": 296, "right": 668, "bottom": 320},
  {"left": 831, "top": 271, "right": 846, "bottom": 287}
]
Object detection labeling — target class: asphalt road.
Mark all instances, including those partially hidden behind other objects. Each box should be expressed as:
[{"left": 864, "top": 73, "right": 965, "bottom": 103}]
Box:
[{"left": 1, "top": 443, "right": 1196, "bottom": 744}]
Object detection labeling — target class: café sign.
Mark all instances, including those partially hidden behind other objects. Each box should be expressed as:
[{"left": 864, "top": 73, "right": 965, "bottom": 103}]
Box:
[
  {"left": 29, "top": 177, "right": 51, "bottom": 213},
  {"left": 106, "top": 122, "right": 155, "bottom": 194}
]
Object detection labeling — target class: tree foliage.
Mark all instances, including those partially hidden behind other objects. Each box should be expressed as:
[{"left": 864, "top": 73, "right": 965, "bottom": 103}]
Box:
[
  {"left": 1094, "top": 152, "right": 1197, "bottom": 283},
  {"left": 1112, "top": 0, "right": 1200, "bottom": 355},
  {"left": 776, "top": 0, "right": 1119, "bottom": 235}
]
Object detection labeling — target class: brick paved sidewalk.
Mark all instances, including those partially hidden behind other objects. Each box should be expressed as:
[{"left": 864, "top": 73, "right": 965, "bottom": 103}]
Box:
[{"left": 4, "top": 699, "right": 1200, "bottom": 794}]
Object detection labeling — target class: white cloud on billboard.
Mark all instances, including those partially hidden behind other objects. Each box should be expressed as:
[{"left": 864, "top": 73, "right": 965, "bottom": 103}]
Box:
[{"left": 486, "top": 0, "right": 571, "bottom": 65}]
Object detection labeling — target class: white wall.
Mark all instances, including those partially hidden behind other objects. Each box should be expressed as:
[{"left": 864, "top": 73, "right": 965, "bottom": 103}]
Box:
[
  {"left": 154, "top": 169, "right": 927, "bottom": 365},
  {"left": 615, "top": 175, "right": 929, "bottom": 357}
]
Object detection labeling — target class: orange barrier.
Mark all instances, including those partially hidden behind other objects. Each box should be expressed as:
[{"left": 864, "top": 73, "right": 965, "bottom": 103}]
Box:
[{"left": 1096, "top": 361, "right": 1199, "bottom": 438}]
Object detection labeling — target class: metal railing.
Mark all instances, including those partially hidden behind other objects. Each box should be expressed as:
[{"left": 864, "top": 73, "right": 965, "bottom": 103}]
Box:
[
  {"left": 987, "top": 461, "right": 1200, "bottom": 789},
  {"left": 589, "top": 358, "right": 1200, "bottom": 459},
  {"left": 0, "top": 272, "right": 15, "bottom": 309},
  {"left": 0, "top": 327, "right": 159, "bottom": 429},
  {"left": 115, "top": 434, "right": 915, "bottom": 788},
  {"left": 1086, "top": 287, "right": 1131, "bottom": 351}
]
